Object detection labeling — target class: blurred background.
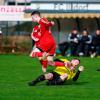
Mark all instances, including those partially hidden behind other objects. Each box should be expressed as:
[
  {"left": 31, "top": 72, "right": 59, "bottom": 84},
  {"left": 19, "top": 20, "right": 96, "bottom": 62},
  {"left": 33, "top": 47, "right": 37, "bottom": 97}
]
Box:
[{"left": 0, "top": 0, "right": 100, "bottom": 57}]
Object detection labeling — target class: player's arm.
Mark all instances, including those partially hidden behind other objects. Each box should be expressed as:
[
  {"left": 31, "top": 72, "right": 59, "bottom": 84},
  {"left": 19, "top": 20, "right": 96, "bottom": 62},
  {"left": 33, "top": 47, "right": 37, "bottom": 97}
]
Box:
[
  {"left": 48, "top": 61, "right": 65, "bottom": 66},
  {"left": 31, "top": 32, "right": 39, "bottom": 41},
  {"left": 48, "top": 61, "right": 71, "bottom": 68},
  {"left": 39, "top": 18, "right": 54, "bottom": 27},
  {"left": 73, "top": 66, "right": 84, "bottom": 81},
  {"left": 31, "top": 27, "right": 41, "bottom": 41}
]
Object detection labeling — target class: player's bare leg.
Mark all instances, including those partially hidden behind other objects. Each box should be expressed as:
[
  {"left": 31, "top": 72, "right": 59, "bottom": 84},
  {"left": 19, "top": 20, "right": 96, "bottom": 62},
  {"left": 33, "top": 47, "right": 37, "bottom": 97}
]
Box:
[
  {"left": 60, "top": 73, "right": 68, "bottom": 81},
  {"left": 30, "top": 47, "right": 41, "bottom": 57},
  {"left": 42, "top": 66, "right": 47, "bottom": 73}
]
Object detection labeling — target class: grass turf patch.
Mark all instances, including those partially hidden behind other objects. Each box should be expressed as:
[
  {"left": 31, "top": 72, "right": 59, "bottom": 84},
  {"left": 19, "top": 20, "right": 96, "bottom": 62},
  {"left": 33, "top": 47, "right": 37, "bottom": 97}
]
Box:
[{"left": 0, "top": 54, "right": 100, "bottom": 100}]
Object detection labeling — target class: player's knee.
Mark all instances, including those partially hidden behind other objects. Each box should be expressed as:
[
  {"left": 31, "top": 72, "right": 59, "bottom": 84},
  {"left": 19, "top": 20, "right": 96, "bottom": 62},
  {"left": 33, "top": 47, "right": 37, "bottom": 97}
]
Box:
[
  {"left": 60, "top": 74, "right": 68, "bottom": 81},
  {"left": 47, "top": 56, "right": 53, "bottom": 62},
  {"left": 38, "top": 57, "right": 42, "bottom": 60},
  {"left": 45, "top": 73, "right": 53, "bottom": 80},
  {"left": 29, "top": 53, "right": 33, "bottom": 57},
  {"left": 29, "top": 51, "right": 35, "bottom": 58}
]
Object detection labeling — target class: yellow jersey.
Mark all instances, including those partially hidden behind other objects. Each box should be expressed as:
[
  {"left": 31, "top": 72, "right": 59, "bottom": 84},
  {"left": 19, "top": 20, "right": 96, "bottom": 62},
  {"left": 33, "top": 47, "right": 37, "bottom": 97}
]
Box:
[{"left": 54, "top": 59, "right": 76, "bottom": 80}]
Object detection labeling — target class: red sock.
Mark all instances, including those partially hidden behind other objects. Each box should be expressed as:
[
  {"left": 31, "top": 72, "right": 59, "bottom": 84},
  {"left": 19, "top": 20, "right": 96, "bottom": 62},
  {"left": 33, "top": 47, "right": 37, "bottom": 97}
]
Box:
[
  {"left": 40, "top": 60, "right": 48, "bottom": 68},
  {"left": 31, "top": 52, "right": 43, "bottom": 58}
]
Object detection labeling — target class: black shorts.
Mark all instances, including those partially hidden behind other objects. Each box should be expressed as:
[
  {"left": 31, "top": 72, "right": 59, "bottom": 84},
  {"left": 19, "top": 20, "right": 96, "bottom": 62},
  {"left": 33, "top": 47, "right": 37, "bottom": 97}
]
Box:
[
  {"left": 37, "top": 47, "right": 54, "bottom": 56},
  {"left": 47, "top": 71, "right": 64, "bottom": 85},
  {"left": 37, "top": 47, "right": 44, "bottom": 52},
  {"left": 50, "top": 71, "right": 60, "bottom": 80}
]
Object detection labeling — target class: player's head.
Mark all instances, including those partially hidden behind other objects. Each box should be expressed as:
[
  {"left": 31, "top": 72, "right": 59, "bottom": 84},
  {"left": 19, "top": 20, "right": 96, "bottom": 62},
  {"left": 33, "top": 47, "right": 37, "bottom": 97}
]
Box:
[
  {"left": 31, "top": 11, "right": 41, "bottom": 22},
  {"left": 82, "top": 29, "right": 89, "bottom": 36},
  {"left": 71, "top": 58, "right": 80, "bottom": 67},
  {"left": 95, "top": 29, "right": 100, "bottom": 35},
  {"left": 72, "top": 28, "right": 78, "bottom": 34}
]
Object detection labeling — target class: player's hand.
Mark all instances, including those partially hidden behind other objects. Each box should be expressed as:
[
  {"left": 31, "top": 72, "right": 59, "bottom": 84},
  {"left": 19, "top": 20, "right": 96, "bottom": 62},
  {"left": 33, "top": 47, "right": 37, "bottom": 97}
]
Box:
[
  {"left": 79, "top": 66, "right": 84, "bottom": 72},
  {"left": 51, "top": 21, "right": 55, "bottom": 25},
  {"left": 64, "top": 62, "right": 71, "bottom": 68},
  {"left": 74, "top": 38, "right": 78, "bottom": 43},
  {"left": 42, "top": 52, "right": 49, "bottom": 60}
]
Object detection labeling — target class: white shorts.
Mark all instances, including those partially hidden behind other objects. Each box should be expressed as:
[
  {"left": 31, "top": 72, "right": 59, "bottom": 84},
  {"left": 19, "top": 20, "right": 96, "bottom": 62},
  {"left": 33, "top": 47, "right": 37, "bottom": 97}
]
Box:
[{"left": 33, "top": 48, "right": 41, "bottom": 52}]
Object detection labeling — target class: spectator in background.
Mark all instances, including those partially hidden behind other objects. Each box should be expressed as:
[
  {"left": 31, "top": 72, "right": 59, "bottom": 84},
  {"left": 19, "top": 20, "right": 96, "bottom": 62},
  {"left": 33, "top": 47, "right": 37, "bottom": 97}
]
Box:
[
  {"left": 68, "top": 28, "right": 79, "bottom": 56},
  {"left": 91, "top": 29, "right": 100, "bottom": 58},
  {"left": 78, "top": 29, "right": 92, "bottom": 56}
]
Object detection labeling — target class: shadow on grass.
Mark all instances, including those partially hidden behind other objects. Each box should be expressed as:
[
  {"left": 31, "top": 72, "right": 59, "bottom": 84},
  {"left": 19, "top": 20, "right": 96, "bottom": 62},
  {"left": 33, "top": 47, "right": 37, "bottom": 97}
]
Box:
[
  {"left": 27, "top": 81, "right": 89, "bottom": 87},
  {"left": 65, "top": 81, "right": 89, "bottom": 85}
]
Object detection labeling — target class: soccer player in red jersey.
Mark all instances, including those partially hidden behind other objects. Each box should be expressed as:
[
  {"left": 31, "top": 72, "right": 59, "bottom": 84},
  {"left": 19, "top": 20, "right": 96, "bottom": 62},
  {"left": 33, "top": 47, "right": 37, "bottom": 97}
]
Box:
[{"left": 30, "top": 11, "right": 56, "bottom": 73}]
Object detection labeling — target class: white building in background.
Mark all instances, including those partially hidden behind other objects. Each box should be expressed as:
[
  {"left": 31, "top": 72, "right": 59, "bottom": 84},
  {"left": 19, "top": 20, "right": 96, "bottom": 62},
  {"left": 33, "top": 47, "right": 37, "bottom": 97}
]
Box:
[
  {"left": 0, "top": 0, "right": 32, "bottom": 22},
  {"left": 0, "top": 0, "right": 100, "bottom": 42},
  {"left": 0, "top": 0, "right": 32, "bottom": 36},
  {"left": 25, "top": 0, "right": 100, "bottom": 43},
  {"left": 0, "top": 0, "right": 31, "bottom": 5},
  {"left": 0, "top": 0, "right": 5, "bottom": 5}
]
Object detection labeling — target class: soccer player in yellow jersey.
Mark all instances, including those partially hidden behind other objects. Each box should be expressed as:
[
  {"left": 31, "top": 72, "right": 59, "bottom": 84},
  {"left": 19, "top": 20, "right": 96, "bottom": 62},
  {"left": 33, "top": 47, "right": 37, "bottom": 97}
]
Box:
[{"left": 28, "top": 58, "right": 84, "bottom": 86}]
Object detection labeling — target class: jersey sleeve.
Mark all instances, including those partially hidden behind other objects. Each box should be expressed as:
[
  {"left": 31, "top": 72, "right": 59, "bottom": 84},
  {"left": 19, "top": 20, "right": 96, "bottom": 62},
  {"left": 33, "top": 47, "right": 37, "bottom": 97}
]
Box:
[{"left": 39, "top": 18, "right": 53, "bottom": 27}]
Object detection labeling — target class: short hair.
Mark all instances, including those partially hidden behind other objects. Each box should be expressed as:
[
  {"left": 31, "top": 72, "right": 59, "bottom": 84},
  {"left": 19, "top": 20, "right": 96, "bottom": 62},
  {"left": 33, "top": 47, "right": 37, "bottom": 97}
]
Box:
[
  {"left": 82, "top": 28, "right": 89, "bottom": 34},
  {"left": 31, "top": 11, "right": 40, "bottom": 16},
  {"left": 71, "top": 58, "right": 80, "bottom": 63}
]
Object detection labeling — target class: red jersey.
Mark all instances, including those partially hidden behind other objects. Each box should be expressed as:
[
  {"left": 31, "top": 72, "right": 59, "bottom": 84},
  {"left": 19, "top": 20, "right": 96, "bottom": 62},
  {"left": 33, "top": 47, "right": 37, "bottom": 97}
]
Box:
[{"left": 31, "top": 18, "right": 56, "bottom": 55}]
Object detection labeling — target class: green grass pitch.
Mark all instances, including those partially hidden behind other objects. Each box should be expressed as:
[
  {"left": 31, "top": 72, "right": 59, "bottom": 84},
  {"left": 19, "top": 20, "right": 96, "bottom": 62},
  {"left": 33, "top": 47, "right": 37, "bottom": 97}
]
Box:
[{"left": 0, "top": 54, "right": 100, "bottom": 100}]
